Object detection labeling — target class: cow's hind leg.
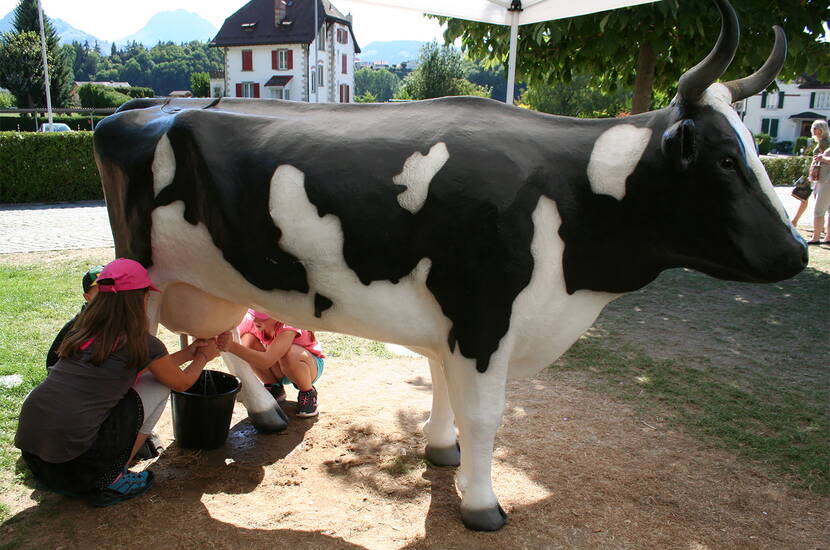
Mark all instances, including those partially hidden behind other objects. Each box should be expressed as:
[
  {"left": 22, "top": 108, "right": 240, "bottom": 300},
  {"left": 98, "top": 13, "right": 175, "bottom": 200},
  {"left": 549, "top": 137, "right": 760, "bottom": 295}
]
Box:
[
  {"left": 221, "top": 330, "right": 289, "bottom": 432},
  {"left": 423, "top": 357, "right": 460, "bottom": 466},
  {"left": 443, "top": 354, "right": 508, "bottom": 531}
]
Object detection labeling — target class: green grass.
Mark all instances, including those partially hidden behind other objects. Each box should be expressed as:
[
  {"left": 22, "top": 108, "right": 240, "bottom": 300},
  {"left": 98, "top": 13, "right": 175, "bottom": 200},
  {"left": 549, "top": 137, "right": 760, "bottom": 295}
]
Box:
[{"left": 555, "top": 265, "right": 830, "bottom": 494}]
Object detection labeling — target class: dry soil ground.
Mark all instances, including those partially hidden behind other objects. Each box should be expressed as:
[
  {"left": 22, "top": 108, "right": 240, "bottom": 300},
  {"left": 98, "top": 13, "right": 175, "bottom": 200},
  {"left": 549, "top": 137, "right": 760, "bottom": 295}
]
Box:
[{"left": 0, "top": 244, "right": 828, "bottom": 550}]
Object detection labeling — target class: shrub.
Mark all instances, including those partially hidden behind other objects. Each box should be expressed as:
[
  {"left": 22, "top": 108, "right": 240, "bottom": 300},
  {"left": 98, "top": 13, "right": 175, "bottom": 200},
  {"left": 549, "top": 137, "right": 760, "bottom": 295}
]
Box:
[
  {"left": 0, "top": 91, "right": 14, "bottom": 108},
  {"left": 755, "top": 133, "right": 773, "bottom": 155},
  {"left": 795, "top": 136, "right": 813, "bottom": 156},
  {"left": 760, "top": 155, "right": 811, "bottom": 186},
  {"left": 0, "top": 132, "right": 101, "bottom": 203},
  {"left": 114, "top": 86, "right": 155, "bottom": 99},
  {"left": 78, "top": 84, "right": 132, "bottom": 108}
]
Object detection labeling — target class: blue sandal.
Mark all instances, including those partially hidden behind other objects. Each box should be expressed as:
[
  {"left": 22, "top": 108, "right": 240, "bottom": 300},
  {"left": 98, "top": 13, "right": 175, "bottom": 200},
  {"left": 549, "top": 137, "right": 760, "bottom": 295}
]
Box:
[{"left": 90, "top": 470, "right": 154, "bottom": 508}]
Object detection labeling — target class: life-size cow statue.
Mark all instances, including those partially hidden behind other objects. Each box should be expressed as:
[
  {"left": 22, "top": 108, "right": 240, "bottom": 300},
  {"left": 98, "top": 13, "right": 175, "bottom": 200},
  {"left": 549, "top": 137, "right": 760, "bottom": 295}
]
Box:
[{"left": 94, "top": 0, "right": 805, "bottom": 531}]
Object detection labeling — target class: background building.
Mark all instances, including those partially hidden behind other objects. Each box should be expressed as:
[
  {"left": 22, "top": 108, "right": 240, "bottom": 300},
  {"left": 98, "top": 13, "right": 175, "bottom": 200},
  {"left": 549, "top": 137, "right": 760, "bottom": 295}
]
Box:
[{"left": 210, "top": 0, "right": 360, "bottom": 103}]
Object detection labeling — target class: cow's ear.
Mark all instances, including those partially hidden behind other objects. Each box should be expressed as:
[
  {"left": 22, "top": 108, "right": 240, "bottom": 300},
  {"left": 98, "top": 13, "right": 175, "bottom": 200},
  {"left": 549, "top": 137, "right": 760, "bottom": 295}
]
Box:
[{"left": 661, "top": 119, "right": 697, "bottom": 171}]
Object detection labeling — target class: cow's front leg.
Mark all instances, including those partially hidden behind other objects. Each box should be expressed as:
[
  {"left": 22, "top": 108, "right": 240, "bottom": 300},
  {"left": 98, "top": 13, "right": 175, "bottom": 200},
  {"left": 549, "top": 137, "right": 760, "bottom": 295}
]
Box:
[
  {"left": 443, "top": 354, "right": 508, "bottom": 531},
  {"left": 423, "top": 358, "right": 460, "bottom": 466},
  {"left": 220, "top": 329, "right": 288, "bottom": 432}
]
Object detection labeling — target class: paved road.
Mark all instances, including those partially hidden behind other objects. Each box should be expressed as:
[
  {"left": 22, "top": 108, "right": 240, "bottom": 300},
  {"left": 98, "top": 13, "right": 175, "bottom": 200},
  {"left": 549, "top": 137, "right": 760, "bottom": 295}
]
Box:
[
  {"left": 0, "top": 201, "right": 113, "bottom": 254},
  {"left": 0, "top": 188, "right": 811, "bottom": 254}
]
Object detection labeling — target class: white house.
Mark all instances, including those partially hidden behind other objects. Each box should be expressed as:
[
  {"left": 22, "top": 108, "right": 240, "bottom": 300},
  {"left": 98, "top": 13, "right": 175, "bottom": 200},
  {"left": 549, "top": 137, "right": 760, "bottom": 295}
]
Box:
[
  {"left": 210, "top": 0, "right": 360, "bottom": 103},
  {"left": 737, "top": 75, "right": 829, "bottom": 152}
]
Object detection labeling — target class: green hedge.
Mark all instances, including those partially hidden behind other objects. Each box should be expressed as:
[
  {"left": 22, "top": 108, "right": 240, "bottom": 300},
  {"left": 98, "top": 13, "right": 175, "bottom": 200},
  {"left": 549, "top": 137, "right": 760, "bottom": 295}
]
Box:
[
  {"left": 0, "top": 132, "right": 101, "bottom": 203},
  {"left": 760, "top": 155, "right": 811, "bottom": 187},
  {"left": 78, "top": 84, "right": 133, "bottom": 109},
  {"left": 0, "top": 114, "right": 107, "bottom": 132}
]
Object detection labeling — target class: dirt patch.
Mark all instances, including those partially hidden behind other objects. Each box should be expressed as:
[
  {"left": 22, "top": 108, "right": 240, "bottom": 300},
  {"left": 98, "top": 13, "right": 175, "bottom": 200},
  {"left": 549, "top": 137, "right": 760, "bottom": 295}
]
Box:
[{"left": 2, "top": 352, "right": 827, "bottom": 550}]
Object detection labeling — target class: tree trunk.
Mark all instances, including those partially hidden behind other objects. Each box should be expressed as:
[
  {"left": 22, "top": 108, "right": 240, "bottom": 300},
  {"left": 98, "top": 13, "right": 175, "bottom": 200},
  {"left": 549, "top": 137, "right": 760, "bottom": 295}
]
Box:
[{"left": 631, "top": 42, "right": 656, "bottom": 114}]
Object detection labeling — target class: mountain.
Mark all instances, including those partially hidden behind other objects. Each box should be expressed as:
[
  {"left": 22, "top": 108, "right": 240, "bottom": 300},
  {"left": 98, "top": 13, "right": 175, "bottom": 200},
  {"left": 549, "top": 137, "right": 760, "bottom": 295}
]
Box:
[
  {"left": 53, "top": 18, "right": 109, "bottom": 50},
  {"left": 115, "top": 10, "right": 217, "bottom": 47},
  {"left": 0, "top": 10, "right": 109, "bottom": 49},
  {"left": 0, "top": 10, "right": 13, "bottom": 33},
  {"left": 358, "top": 40, "right": 428, "bottom": 65}
]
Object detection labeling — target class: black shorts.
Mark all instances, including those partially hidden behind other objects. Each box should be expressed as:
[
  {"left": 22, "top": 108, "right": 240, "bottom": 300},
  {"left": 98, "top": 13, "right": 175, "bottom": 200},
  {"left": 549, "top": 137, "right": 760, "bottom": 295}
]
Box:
[{"left": 22, "top": 389, "right": 144, "bottom": 494}]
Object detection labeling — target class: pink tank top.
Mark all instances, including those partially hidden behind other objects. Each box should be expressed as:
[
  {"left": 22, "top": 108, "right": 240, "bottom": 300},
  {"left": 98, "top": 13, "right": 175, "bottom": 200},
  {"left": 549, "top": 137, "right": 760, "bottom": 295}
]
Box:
[{"left": 237, "top": 313, "right": 325, "bottom": 359}]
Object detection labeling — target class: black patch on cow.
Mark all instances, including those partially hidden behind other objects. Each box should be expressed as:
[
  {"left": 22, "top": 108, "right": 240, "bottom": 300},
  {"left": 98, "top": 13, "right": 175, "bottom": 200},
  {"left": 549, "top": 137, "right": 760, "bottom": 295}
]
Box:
[
  {"left": 314, "top": 293, "right": 333, "bottom": 318},
  {"left": 447, "top": 330, "right": 456, "bottom": 354}
]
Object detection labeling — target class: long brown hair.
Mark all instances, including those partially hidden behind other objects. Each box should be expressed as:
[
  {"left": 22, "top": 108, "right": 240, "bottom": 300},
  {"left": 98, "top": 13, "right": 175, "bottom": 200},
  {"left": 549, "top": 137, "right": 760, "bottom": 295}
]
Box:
[{"left": 57, "top": 288, "right": 149, "bottom": 369}]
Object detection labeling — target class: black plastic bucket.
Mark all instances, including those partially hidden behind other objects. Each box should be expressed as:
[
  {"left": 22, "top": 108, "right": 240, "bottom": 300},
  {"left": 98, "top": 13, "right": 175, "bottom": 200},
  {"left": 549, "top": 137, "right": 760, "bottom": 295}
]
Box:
[{"left": 171, "top": 370, "right": 241, "bottom": 450}]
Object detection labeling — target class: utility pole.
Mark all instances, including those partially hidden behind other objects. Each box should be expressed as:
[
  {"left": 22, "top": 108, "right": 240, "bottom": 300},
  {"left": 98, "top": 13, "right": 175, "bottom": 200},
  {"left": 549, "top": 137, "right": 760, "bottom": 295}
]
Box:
[{"left": 36, "top": 0, "right": 53, "bottom": 127}]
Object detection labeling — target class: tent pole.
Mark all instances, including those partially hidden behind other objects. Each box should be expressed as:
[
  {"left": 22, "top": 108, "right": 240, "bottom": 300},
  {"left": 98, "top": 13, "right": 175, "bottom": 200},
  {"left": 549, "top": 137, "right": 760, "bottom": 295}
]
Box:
[{"left": 505, "top": 11, "right": 519, "bottom": 104}]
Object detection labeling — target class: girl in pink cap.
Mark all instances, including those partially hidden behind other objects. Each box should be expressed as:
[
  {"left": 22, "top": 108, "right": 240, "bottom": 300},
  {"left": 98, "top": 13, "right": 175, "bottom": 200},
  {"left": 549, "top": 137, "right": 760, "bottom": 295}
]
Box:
[
  {"left": 15, "top": 258, "right": 219, "bottom": 507},
  {"left": 217, "top": 310, "right": 324, "bottom": 418}
]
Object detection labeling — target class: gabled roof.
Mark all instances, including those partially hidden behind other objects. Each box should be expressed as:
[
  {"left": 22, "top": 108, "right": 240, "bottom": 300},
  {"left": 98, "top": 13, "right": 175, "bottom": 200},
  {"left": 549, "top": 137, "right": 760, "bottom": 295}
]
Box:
[
  {"left": 797, "top": 74, "right": 830, "bottom": 90},
  {"left": 789, "top": 111, "right": 826, "bottom": 120},
  {"left": 210, "top": 0, "right": 360, "bottom": 53}
]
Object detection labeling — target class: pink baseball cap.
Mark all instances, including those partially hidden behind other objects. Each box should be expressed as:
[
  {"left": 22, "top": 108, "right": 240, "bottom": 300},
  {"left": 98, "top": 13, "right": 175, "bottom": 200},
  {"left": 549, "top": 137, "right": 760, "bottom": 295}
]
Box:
[
  {"left": 97, "top": 258, "right": 160, "bottom": 293},
  {"left": 247, "top": 309, "right": 271, "bottom": 320}
]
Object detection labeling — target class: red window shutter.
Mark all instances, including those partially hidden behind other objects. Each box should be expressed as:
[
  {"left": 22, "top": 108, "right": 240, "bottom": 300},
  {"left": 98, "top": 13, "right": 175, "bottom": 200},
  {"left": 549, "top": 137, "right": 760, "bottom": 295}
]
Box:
[
  {"left": 287, "top": 50, "right": 293, "bottom": 70},
  {"left": 339, "top": 84, "right": 343, "bottom": 103},
  {"left": 253, "top": 84, "right": 260, "bottom": 98},
  {"left": 272, "top": 50, "right": 277, "bottom": 70},
  {"left": 342, "top": 54, "right": 347, "bottom": 74},
  {"left": 336, "top": 29, "right": 341, "bottom": 43},
  {"left": 346, "top": 85, "right": 350, "bottom": 103},
  {"left": 242, "top": 50, "right": 252, "bottom": 71},
  {"left": 236, "top": 83, "right": 243, "bottom": 97}
]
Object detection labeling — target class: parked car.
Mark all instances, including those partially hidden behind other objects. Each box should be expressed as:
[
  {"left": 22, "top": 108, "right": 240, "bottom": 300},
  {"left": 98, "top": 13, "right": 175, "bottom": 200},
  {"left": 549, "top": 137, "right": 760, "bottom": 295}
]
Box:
[{"left": 38, "top": 122, "right": 73, "bottom": 132}]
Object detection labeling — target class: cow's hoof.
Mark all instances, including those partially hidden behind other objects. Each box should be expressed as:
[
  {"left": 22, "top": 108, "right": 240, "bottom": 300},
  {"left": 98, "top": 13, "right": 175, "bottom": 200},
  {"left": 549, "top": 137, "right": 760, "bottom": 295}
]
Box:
[
  {"left": 460, "top": 504, "right": 507, "bottom": 532},
  {"left": 425, "top": 442, "right": 460, "bottom": 467},
  {"left": 249, "top": 405, "right": 289, "bottom": 433}
]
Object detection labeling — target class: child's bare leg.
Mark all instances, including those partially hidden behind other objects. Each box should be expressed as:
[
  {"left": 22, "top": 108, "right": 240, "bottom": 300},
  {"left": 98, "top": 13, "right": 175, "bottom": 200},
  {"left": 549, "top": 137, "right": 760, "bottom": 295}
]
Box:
[
  {"left": 240, "top": 333, "right": 280, "bottom": 384},
  {"left": 279, "top": 345, "right": 316, "bottom": 391}
]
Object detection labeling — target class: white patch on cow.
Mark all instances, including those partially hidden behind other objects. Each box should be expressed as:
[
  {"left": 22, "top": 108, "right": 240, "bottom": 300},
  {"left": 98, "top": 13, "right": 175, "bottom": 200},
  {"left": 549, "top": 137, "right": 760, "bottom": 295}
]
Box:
[
  {"left": 394, "top": 142, "right": 449, "bottom": 213},
  {"left": 700, "top": 83, "right": 790, "bottom": 225},
  {"left": 500, "top": 196, "right": 619, "bottom": 379},
  {"left": 152, "top": 135, "right": 175, "bottom": 197},
  {"left": 587, "top": 125, "right": 652, "bottom": 201},
  {"left": 267, "top": 164, "right": 450, "bottom": 347}
]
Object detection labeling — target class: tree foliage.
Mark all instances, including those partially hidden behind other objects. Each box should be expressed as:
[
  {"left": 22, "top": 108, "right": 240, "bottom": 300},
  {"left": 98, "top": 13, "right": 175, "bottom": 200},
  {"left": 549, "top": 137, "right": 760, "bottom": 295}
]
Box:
[
  {"left": 69, "top": 40, "right": 223, "bottom": 96},
  {"left": 436, "top": 0, "right": 829, "bottom": 111},
  {"left": 190, "top": 72, "right": 210, "bottom": 97},
  {"left": 521, "top": 74, "right": 631, "bottom": 117},
  {"left": 354, "top": 68, "right": 400, "bottom": 102},
  {"left": 396, "top": 42, "right": 490, "bottom": 100},
  {"left": 0, "top": 0, "right": 73, "bottom": 107}
]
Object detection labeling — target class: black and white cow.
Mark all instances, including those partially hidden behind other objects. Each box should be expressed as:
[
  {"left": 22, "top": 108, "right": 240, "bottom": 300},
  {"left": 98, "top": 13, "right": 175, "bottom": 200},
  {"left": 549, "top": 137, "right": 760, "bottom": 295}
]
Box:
[{"left": 94, "top": 0, "right": 806, "bottom": 531}]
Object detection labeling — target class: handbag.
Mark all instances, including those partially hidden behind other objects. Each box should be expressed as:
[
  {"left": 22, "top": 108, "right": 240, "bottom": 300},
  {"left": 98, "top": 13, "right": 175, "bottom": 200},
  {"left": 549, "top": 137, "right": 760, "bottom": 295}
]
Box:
[
  {"left": 808, "top": 160, "right": 821, "bottom": 182},
  {"left": 791, "top": 175, "right": 812, "bottom": 202}
]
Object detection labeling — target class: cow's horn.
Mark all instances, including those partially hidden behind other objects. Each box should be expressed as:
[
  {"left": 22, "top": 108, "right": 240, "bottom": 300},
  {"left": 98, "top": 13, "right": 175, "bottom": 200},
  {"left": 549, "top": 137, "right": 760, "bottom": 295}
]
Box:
[
  {"left": 677, "top": 0, "right": 739, "bottom": 103},
  {"left": 722, "top": 26, "right": 787, "bottom": 102}
]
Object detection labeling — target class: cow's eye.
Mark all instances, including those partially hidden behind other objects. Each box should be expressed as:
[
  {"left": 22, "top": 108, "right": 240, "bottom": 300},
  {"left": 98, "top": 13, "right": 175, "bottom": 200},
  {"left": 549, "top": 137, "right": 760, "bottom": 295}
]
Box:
[{"left": 719, "top": 157, "right": 735, "bottom": 170}]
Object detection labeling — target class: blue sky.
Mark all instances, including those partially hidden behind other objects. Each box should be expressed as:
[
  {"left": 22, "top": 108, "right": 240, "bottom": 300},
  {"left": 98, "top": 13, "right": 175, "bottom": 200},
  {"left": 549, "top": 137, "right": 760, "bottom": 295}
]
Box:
[{"left": 0, "top": 0, "right": 447, "bottom": 44}]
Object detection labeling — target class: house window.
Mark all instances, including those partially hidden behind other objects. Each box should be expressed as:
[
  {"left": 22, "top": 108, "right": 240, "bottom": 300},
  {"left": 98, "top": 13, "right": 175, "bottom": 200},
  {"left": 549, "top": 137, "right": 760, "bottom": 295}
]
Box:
[
  {"left": 242, "top": 50, "right": 253, "bottom": 71},
  {"left": 274, "top": 49, "right": 292, "bottom": 70},
  {"left": 236, "top": 82, "right": 260, "bottom": 98},
  {"left": 311, "top": 71, "right": 317, "bottom": 94},
  {"left": 212, "top": 86, "right": 222, "bottom": 98},
  {"left": 341, "top": 54, "right": 348, "bottom": 74},
  {"left": 339, "top": 84, "right": 350, "bottom": 103},
  {"left": 271, "top": 87, "right": 289, "bottom": 100},
  {"left": 814, "top": 92, "right": 830, "bottom": 110},
  {"left": 761, "top": 118, "right": 779, "bottom": 138},
  {"left": 317, "top": 65, "right": 324, "bottom": 88},
  {"left": 317, "top": 25, "right": 326, "bottom": 51}
]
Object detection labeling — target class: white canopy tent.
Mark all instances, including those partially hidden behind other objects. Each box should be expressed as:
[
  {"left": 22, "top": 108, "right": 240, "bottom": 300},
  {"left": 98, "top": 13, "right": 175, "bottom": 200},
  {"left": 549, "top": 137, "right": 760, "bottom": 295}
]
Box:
[{"left": 348, "top": 0, "right": 659, "bottom": 103}]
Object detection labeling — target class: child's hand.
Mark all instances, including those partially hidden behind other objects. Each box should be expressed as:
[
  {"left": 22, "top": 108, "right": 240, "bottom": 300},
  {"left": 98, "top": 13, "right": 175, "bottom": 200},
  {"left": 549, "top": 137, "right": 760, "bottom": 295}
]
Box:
[
  {"left": 216, "top": 332, "right": 232, "bottom": 352},
  {"left": 196, "top": 339, "right": 220, "bottom": 362}
]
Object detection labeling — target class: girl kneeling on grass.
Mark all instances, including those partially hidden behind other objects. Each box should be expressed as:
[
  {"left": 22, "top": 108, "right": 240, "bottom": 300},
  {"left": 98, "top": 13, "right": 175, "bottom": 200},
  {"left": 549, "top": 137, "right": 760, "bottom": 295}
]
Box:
[
  {"left": 15, "top": 258, "right": 219, "bottom": 507},
  {"left": 217, "top": 310, "right": 324, "bottom": 418}
]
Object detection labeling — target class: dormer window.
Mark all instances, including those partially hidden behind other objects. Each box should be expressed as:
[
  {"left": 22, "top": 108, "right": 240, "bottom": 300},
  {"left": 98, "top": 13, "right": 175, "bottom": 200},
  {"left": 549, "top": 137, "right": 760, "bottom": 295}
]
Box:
[
  {"left": 275, "top": 0, "right": 287, "bottom": 25},
  {"left": 241, "top": 22, "right": 257, "bottom": 31}
]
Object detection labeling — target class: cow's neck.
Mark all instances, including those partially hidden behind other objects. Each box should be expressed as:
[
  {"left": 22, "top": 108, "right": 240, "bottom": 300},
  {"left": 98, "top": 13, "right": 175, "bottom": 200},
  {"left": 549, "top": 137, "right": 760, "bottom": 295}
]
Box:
[{"left": 541, "top": 109, "right": 676, "bottom": 295}]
